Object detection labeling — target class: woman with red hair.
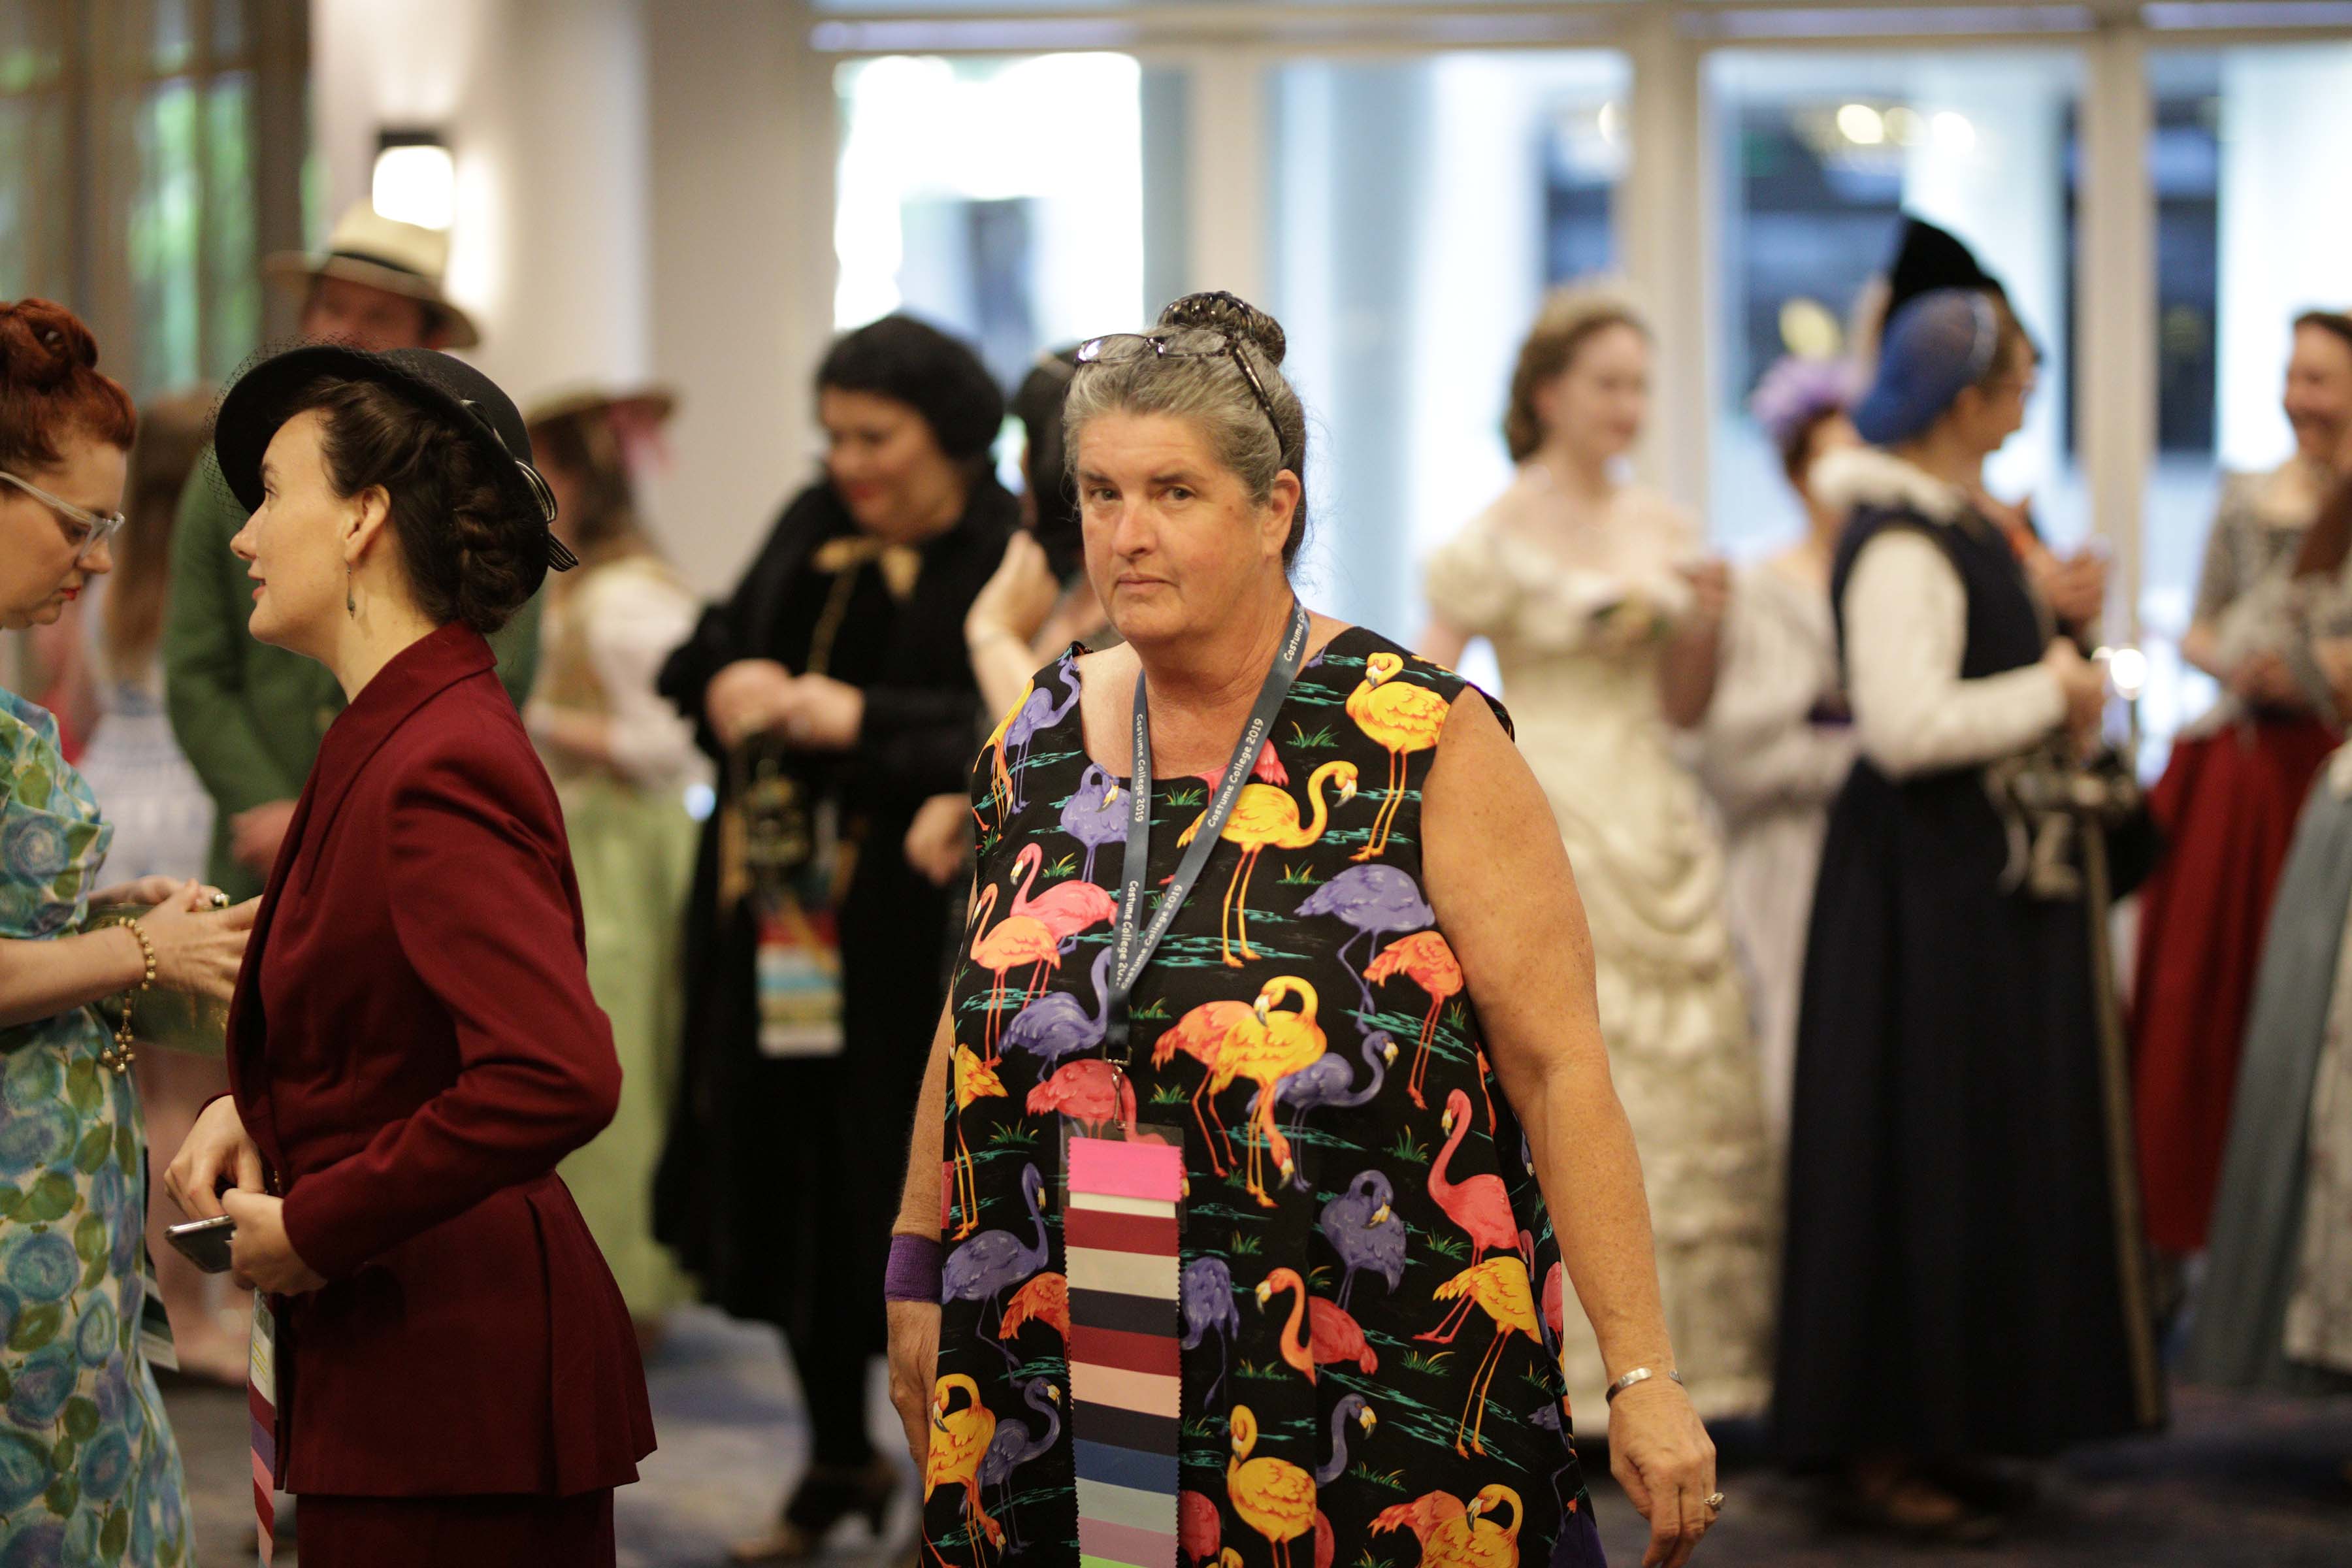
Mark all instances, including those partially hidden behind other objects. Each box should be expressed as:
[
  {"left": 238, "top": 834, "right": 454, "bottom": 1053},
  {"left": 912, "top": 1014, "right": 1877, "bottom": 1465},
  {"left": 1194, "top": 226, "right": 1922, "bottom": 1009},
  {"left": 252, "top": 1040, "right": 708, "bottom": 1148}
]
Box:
[{"left": 0, "top": 298, "right": 253, "bottom": 1565}]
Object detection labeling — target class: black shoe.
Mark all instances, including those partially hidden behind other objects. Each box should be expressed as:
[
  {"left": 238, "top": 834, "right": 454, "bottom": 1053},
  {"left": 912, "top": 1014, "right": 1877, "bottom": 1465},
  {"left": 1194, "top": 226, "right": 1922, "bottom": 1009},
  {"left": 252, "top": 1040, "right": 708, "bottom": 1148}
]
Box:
[{"left": 730, "top": 1458, "right": 898, "bottom": 1563}]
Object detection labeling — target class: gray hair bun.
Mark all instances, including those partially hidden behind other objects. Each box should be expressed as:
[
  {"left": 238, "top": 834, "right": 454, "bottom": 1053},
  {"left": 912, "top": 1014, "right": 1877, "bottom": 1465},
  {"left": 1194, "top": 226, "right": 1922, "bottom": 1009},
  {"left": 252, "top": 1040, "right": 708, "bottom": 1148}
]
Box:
[{"left": 1158, "top": 291, "right": 1287, "bottom": 368}]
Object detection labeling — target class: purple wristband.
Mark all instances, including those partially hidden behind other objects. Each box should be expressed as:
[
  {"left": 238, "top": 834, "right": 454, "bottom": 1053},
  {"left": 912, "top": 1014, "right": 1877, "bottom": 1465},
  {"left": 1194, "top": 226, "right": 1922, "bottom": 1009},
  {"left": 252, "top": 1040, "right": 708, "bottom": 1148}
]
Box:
[{"left": 885, "top": 1232, "right": 943, "bottom": 1303}]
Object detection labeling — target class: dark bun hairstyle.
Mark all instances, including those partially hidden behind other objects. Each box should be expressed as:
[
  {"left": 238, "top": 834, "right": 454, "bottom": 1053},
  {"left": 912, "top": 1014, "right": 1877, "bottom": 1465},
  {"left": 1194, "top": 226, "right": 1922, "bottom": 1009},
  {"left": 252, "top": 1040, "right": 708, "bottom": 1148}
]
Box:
[
  {"left": 817, "top": 315, "right": 1005, "bottom": 468},
  {"left": 0, "top": 299, "right": 137, "bottom": 472},
  {"left": 285, "top": 374, "right": 549, "bottom": 633}
]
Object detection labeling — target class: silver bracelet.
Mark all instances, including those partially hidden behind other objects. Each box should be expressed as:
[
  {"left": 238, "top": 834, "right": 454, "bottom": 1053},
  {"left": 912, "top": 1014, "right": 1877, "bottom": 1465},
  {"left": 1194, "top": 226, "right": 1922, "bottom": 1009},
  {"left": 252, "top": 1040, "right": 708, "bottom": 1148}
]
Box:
[{"left": 1604, "top": 1365, "right": 1684, "bottom": 1403}]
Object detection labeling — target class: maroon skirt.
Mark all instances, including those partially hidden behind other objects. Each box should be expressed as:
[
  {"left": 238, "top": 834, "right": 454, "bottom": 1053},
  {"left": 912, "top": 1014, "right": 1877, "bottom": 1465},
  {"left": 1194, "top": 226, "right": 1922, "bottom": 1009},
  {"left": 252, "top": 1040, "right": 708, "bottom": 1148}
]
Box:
[
  {"left": 2132, "top": 712, "right": 2338, "bottom": 1253},
  {"left": 293, "top": 1490, "right": 614, "bottom": 1568}
]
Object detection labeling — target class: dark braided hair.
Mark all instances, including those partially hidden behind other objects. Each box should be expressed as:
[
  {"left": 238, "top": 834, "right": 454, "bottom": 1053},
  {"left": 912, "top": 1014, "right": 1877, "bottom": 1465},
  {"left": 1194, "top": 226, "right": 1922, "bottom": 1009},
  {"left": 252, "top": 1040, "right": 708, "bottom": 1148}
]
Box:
[{"left": 285, "top": 375, "right": 549, "bottom": 632}]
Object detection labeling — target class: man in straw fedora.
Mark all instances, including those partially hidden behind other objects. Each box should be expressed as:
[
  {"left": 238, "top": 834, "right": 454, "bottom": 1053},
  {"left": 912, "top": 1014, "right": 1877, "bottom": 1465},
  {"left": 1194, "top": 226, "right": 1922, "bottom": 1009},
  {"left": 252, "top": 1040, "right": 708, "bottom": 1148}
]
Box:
[{"left": 163, "top": 202, "right": 542, "bottom": 899}]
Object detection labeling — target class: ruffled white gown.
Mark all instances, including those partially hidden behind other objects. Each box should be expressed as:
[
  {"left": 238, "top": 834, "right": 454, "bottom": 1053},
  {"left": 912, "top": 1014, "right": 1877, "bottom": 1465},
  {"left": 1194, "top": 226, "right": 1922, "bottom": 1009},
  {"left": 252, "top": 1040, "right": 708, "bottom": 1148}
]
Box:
[{"left": 1424, "top": 466, "right": 1777, "bottom": 1422}]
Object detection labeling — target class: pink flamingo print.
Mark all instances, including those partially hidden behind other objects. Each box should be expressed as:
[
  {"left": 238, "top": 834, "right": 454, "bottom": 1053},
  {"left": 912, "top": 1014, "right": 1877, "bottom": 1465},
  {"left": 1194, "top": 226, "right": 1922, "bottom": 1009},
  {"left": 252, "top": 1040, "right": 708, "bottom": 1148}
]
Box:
[
  {"left": 1426, "top": 1087, "right": 1518, "bottom": 1264},
  {"left": 1366, "top": 930, "right": 1464, "bottom": 1110}
]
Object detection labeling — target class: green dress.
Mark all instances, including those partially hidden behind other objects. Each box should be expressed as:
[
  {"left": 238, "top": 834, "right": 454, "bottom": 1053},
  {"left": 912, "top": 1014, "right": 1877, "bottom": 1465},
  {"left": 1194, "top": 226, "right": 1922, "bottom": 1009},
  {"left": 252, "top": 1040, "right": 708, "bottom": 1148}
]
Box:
[
  {"left": 0, "top": 688, "right": 192, "bottom": 1565},
  {"left": 535, "top": 555, "right": 700, "bottom": 1317}
]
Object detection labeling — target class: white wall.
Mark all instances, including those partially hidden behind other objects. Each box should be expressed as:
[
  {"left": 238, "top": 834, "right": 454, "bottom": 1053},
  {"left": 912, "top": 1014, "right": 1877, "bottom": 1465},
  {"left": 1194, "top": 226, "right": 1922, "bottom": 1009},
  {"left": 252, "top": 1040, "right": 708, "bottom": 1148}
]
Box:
[{"left": 310, "top": 0, "right": 821, "bottom": 593}]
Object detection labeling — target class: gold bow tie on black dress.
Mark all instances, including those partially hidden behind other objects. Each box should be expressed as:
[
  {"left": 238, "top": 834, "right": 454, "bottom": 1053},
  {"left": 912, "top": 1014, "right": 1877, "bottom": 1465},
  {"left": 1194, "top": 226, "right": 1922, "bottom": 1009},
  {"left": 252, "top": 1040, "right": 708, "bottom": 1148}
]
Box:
[{"left": 809, "top": 534, "right": 923, "bottom": 601}]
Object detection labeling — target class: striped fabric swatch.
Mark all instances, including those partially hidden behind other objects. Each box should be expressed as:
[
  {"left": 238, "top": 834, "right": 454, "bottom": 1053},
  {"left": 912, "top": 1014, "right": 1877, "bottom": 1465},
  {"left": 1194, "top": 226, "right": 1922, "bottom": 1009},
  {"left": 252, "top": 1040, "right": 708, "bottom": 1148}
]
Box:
[
  {"left": 250, "top": 1292, "right": 278, "bottom": 1567},
  {"left": 1066, "top": 1134, "right": 1184, "bottom": 1568}
]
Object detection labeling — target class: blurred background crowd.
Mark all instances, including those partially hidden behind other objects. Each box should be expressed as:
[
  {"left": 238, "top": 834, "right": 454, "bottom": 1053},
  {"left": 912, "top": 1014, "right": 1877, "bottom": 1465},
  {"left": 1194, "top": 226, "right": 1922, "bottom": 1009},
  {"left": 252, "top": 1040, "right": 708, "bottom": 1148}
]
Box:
[{"left": 7, "top": 2, "right": 2352, "bottom": 1564}]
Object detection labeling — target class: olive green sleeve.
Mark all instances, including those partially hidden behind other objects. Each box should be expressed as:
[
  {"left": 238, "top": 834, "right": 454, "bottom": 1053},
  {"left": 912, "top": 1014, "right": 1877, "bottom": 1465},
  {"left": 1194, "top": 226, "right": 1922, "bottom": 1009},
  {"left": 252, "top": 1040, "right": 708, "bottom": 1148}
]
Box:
[
  {"left": 161, "top": 457, "right": 304, "bottom": 815},
  {"left": 487, "top": 589, "right": 543, "bottom": 709}
]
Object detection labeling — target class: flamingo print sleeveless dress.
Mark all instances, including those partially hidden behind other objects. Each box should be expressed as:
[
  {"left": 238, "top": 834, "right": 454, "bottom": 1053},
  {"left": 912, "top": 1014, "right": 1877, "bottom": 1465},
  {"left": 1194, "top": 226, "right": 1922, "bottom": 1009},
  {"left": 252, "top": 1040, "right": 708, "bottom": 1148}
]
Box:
[{"left": 928, "top": 629, "right": 1606, "bottom": 1568}]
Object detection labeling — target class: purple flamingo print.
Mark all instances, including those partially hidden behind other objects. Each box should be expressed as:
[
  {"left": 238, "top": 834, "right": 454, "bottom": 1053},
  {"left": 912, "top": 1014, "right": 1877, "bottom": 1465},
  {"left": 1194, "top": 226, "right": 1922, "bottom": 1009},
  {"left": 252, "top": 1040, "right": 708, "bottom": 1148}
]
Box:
[
  {"left": 1060, "top": 764, "right": 1125, "bottom": 883},
  {"left": 1316, "top": 1394, "right": 1377, "bottom": 1487},
  {"left": 945, "top": 1163, "right": 1049, "bottom": 1369},
  {"left": 1319, "top": 1169, "right": 1406, "bottom": 1311},
  {"left": 1294, "top": 865, "right": 1435, "bottom": 1012},
  {"left": 1250, "top": 1028, "right": 1399, "bottom": 1136},
  {"left": 1181, "top": 1254, "right": 1242, "bottom": 1411},
  {"left": 1004, "top": 658, "right": 1083, "bottom": 811},
  {"left": 979, "top": 1375, "right": 1062, "bottom": 1549},
  {"left": 1001, "top": 947, "right": 1114, "bottom": 1069}
]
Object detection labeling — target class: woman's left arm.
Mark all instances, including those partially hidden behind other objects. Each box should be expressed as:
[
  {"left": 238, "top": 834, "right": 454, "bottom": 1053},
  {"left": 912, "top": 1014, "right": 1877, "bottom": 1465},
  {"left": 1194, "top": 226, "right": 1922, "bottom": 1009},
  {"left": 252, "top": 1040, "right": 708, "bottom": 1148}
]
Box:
[
  {"left": 1422, "top": 690, "right": 1716, "bottom": 1568},
  {"left": 273, "top": 749, "right": 622, "bottom": 1282}
]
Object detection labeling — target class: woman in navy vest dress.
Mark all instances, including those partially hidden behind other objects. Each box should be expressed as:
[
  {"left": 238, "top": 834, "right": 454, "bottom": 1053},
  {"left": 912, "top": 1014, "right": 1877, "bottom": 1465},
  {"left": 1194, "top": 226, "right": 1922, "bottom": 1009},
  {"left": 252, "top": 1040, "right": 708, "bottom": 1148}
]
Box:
[{"left": 1774, "top": 289, "right": 2154, "bottom": 1541}]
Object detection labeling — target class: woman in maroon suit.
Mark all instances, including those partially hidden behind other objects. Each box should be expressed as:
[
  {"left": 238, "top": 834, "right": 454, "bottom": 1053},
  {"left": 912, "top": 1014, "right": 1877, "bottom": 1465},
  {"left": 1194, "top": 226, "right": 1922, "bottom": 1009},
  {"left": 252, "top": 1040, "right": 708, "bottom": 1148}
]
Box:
[{"left": 164, "top": 343, "right": 654, "bottom": 1565}]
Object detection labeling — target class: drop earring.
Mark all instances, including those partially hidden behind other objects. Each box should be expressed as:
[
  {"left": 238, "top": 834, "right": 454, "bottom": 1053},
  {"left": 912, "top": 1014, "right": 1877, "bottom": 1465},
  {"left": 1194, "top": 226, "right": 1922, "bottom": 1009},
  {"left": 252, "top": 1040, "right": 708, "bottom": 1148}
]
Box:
[{"left": 346, "top": 564, "right": 356, "bottom": 618}]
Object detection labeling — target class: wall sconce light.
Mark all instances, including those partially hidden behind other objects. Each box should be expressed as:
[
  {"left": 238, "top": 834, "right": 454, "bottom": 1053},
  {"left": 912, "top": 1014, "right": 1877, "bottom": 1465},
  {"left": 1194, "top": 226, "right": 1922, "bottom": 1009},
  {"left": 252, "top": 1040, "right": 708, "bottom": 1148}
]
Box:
[{"left": 373, "top": 128, "right": 455, "bottom": 231}]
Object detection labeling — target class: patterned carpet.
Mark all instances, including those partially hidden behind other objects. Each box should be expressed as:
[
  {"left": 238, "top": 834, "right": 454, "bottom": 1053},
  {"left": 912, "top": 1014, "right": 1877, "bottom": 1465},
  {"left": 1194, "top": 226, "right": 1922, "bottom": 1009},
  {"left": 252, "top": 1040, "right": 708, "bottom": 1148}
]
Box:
[{"left": 161, "top": 1306, "right": 2352, "bottom": 1566}]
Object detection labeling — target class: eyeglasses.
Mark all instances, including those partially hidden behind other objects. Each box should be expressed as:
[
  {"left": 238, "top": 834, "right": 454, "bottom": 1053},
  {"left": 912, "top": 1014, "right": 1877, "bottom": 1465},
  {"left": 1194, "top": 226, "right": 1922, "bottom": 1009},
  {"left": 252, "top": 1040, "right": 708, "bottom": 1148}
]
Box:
[
  {"left": 1075, "top": 332, "right": 1287, "bottom": 457},
  {"left": 0, "top": 470, "right": 127, "bottom": 561}
]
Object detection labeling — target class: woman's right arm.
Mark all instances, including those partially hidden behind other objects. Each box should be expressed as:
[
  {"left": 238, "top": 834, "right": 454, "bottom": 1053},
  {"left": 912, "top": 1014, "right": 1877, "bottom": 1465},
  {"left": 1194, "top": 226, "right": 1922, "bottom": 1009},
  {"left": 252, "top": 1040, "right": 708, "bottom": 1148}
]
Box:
[
  {"left": 886, "top": 1004, "right": 955, "bottom": 1468},
  {"left": 0, "top": 928, "right": 146, "bottom": 1031},
  {"left": 0, "top": 885, "right": 253, "bottom": 1031}
]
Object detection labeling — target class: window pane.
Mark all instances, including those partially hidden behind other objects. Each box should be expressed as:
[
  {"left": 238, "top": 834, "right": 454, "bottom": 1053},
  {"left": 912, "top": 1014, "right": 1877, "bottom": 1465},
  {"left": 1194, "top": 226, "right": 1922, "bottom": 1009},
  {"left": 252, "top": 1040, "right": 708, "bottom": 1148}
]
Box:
[
  {"left": 206, "top": 71, "right": 257, "bottom": 380},
  {"left": 1709, "top": 50, "right": 2085, "bottom": 562},
  {"left": 154, "top": 0, "right": 195, "bottom": 73},
  {"left": 2140, "top": 43, "right": 2352, "bottom": 752},
  {"left": 0, "top": 95, "right": 71, "bottom": 302},
  {"left": 0, "top": 0, "right": 66, "bottom": 93},
  {"left": 132, "top": 79, "right": 203, "bottom": 394},
  {"left": 834, "top": 53, "right": 1150, "bottom": 393},
  {"left": 215, "top": 0, "right": 248, "bottom": 61},
  {"left": 1267, "top": 50, "right": 1627, "bottom": 653}
]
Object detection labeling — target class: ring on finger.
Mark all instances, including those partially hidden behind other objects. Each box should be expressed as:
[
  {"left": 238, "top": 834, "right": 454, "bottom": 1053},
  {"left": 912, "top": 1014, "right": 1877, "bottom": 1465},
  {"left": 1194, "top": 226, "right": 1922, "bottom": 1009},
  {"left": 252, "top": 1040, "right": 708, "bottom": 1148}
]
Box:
[{"left": 1704, "top": 1492, "right": 1726, "bottom": 1512}]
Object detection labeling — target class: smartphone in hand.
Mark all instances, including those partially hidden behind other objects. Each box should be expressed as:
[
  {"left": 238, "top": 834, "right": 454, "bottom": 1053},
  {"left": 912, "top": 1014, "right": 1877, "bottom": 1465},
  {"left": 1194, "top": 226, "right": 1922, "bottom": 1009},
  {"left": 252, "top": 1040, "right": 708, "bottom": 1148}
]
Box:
[{"left": 165, "top": 1215, "right": 237, "bottom": 1274}]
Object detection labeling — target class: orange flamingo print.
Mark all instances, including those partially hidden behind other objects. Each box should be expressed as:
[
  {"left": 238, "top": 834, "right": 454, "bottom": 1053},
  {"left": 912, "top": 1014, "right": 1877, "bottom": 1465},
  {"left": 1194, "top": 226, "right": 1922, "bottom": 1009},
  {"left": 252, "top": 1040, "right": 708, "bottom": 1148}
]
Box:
[
  {"left": 1209, "top": 978, "right": 1329, "bottom": 1206},
  {"left": 1255, "top": 1266, "right": 1380, "bottom": 1380},
  {"left": 1227, "top": 1405, "right": 1315, "bottom": 1568},
  {"left": 981, "top": 679, "right": 1032, "bottom": 823},
  {"left": 1365, "top": 930, "right": 1464, "bottom": 1109},
  {"left": 1347, "top": 651, "right": 1448, "bottom": 862},
  {"left": 924, "top": 1374, "right": 1004, "bottom": 1568},
  {"left": 1154, "top": 998, "right": 1256, "bottom": 1174},
  {"left": 948, "top": 1045, "right": 1007, "bottom": 1240},
  {"left": 968, "top": 883, "right": 1061, "bottom": 1060},
  {"left": 1371, "top": 1485, "right": 1524, "bottom": 1568},
  {"left": 1178, "top": 759, "right": 1360, "bottom": 967},
  {"left": 998, "top": 1271, "right": 1068, "bottom": 1345},
  {"left": 1424, "top": 1255, "right": 1541, "bottom": 1456}
]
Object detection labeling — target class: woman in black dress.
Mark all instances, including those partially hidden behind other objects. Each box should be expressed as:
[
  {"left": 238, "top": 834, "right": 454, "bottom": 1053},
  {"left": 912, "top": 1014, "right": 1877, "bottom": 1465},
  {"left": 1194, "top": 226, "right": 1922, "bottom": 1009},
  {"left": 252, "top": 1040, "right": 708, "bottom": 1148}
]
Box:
[
  {"left": 1776, "top": 287, "right": 2151, "bottom": 1539},
  {"left": 655, "top": 316, "right": 1015, "bottom": 1561}
]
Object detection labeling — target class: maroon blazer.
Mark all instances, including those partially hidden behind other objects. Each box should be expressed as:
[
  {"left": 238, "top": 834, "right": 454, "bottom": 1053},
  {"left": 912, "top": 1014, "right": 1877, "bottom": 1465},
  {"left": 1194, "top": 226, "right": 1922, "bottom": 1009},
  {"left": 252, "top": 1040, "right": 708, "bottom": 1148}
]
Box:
[{"left": 225, "top": 623, "right": 656, "bottom": 1497}]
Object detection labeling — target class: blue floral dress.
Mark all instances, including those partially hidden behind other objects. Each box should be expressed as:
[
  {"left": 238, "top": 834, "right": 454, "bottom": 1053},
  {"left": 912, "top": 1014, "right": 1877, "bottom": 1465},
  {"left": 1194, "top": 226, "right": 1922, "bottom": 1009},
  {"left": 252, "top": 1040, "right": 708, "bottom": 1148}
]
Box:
[
  {"left": 0, "top": 688, "right": 192, "bottom": 1565},
  {"left": 928, "top": 630, "right": 1605, "bottom": 1568}
]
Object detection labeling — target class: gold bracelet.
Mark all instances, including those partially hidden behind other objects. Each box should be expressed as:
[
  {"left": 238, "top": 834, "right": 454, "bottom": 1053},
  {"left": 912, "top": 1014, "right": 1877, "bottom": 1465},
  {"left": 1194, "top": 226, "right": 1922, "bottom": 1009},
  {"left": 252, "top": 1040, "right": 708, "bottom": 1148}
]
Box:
[{"left": 102, "top": 923, "right": 157, "bottom": 1075}]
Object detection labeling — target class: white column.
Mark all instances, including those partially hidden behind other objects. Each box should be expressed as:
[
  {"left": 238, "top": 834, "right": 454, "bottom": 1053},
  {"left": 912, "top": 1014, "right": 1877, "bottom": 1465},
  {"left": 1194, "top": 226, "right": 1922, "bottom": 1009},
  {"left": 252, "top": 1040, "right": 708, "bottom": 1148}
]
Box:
[
  {"left": 2078, "top": 22, "right": 2156, "bottom": 643},
  {"left": 307, "top": 0, "right": 654, "bottom": 397},
  {"left": 2214, "top": 44, "right": 2352, "bottom": 471},
  {"left": 1186, "top": 50, "right": 1269, "bottom": 307},
  {"left": 1618, "top": 8, "right": 1712, "bottom": 517},
  {"left": 642, "top": 0, "right": 838, "bottom": 593}
]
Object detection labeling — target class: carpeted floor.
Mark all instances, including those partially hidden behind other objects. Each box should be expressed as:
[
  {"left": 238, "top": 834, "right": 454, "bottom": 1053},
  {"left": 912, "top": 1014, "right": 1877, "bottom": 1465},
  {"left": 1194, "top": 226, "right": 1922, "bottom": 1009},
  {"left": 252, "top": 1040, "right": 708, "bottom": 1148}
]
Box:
[{"left": 162, "top": 1305, "right": 2352, "bottom": 1567}]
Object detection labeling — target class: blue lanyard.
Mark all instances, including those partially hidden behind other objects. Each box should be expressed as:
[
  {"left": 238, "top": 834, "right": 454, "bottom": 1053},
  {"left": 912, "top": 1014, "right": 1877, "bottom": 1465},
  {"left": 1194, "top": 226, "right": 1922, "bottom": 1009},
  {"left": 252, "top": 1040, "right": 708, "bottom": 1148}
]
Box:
[{"left": 1103, "top": 602, "right": 1313, "bottom": 1065}]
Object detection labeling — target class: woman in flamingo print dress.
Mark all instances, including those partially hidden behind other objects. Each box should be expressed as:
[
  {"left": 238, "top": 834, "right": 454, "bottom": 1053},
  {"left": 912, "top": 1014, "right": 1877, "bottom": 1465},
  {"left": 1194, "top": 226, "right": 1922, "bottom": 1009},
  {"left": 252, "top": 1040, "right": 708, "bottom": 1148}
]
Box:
[{"left": 885, "top": 293, "right": 1719, "bottom": 1568}]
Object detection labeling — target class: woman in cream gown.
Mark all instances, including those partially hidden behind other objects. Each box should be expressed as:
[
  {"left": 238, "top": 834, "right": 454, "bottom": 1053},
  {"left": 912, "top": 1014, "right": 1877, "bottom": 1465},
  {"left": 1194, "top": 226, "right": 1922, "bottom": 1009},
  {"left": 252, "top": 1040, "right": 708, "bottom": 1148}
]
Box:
[{"left": 1423, "top": 287, "right": 1776, "bottom": 1423}]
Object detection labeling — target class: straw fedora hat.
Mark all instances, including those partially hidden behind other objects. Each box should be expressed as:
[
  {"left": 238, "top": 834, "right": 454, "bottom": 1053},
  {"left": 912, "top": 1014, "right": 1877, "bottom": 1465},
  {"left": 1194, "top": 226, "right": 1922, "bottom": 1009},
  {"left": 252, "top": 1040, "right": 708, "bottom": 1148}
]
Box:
[
  {"left": 523, "top": 382, "right": 679, "bottom": 434},
  {"left": 263, "top": 202, "right": 482, "bottom": 350}
]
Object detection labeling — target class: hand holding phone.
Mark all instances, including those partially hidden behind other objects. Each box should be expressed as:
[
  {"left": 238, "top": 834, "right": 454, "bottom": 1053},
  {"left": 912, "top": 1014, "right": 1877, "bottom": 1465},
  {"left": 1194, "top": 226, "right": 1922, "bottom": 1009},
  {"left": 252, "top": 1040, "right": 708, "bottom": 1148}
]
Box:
[{"left": 165, "top": 1215, "right": 237, "bottom": 1274}]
